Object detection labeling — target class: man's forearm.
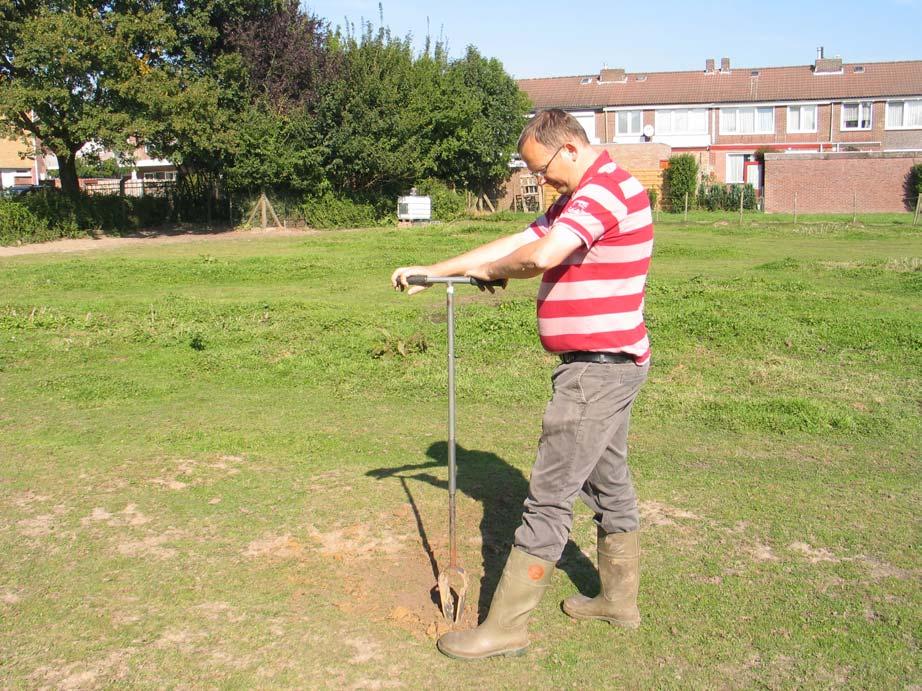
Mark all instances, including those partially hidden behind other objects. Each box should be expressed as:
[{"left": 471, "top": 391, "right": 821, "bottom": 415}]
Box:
[
  {"left": 480, "top": 242, "right": 547, "bottom": 280},
  {"left": 476, "top": 229, "right": 582, "bottom": 281},
  {"left": 425, "top": 232, "right": 532, "bottom": 277}
]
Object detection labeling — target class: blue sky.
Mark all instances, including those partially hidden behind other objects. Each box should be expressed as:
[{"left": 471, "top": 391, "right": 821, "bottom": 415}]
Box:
[{"left": 302, "top": 0, "right": 921, "bottom": 78}]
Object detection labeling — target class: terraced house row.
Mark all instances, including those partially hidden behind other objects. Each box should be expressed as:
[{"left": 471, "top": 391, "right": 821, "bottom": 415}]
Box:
[{"left": 518, "top": 50, "right": 922, "bottom": 212}]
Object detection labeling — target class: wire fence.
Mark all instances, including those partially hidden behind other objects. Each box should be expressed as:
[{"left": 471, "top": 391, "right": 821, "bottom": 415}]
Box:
[
  {"left": 77, "top": 178, "right": 316, "bottom": 228},
  {"left": 74, "top": 177, "right": 922, "bottom": 229}
]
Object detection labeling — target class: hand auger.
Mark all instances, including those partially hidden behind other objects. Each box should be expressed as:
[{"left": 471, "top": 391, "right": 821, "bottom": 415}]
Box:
[{"left": 406, "top": 275, "right": 506, "bottom": 624}]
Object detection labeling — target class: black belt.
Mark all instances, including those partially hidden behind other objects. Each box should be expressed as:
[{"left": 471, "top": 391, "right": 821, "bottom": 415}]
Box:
[{"left": 559, "top": 351, "right": 634, "bottom": 364}]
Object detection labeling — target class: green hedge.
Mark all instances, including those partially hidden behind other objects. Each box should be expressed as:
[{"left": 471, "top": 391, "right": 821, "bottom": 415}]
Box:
[
  {"left": 0, "top": 200, "right": 55, "bottom": 245},
  {"left": 299, "top": 181, "right": 466, "bottom": 229},
  {"left": 662, "top": 154, "right": 699, "bottom": 211},
  {"left": 0, "top": 189, "right": 174, "bottom": 246},
  {"left": 413, "top": 179, "right": 466, "bottom": 222},
  {"left": 300, "top": 192, "right": 391, "bottom": 229},
  {"left": 697, "top": 183, "right": 758, "bottom": 211}
]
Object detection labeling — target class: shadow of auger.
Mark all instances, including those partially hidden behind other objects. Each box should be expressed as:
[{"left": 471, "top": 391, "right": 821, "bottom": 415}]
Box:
[{"left": 366, "top": 440, "right": 600, "bottom": 620}]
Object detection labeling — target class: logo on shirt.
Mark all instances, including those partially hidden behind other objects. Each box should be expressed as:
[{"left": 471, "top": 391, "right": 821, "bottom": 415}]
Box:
[{"left": 569, "top": 199, "right": 590, "bottom": 215}]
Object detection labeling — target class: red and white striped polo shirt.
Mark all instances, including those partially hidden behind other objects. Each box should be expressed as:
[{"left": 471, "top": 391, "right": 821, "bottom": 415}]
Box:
[{"left": 523, "top": 150, "right": 653, "bottom": 364}]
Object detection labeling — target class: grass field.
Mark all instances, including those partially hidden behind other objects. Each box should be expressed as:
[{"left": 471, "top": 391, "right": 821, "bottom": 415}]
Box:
[{"left": 1, "top": 216, "right": 919, "bottom": 688}]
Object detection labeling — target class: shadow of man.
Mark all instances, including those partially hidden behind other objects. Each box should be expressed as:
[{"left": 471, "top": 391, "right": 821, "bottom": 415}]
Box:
[{"left": 367, "top": 441, "right": 599, "bottom": 621}]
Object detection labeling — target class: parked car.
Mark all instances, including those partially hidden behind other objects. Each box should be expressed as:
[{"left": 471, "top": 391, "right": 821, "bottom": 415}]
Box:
[{"left": 1, "top": 184, "right": 42, "bottom": 198}]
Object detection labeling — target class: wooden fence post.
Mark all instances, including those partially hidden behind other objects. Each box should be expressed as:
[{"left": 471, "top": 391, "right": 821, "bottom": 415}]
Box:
[
  {"left": 683, "top": 192, "right": 688, "bottom": 222},
  {"left": 853, "top": 192, "right": 858, "bottom": 224},
  {"left": 914, "top": 195, "right": 920, "bottom": 227},
  {"left": 793, "top": 192, "right": 798, "bottom": 225},
  {"left": 739, "top": 188, "right": 744, "bottom": 226}
]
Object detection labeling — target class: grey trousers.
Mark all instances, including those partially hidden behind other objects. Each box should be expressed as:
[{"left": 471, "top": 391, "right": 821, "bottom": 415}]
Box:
[{"left": 513, "top": 359, "right": 649, "bottom": 562}]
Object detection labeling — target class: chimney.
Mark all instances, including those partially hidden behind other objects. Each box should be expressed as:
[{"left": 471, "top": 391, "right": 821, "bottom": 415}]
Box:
[
  {"left": 814, "top": 51, "right": 843, "bottom": 74},
  {"left": 720, "top": 57, "right": 731, "bottom": 72},
  {"left": 705, "top": 58, "right": 715, "bottom": 74},
  {"left": 600, "top": 67, "right": 626, "bottom": 82}
]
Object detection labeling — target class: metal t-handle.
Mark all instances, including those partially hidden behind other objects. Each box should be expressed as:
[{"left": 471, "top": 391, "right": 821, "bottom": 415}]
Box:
[{"left": 406, "top": 275, "right": 506, "bottom": 288}]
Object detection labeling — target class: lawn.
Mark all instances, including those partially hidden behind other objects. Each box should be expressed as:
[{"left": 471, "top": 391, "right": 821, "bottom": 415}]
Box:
[{"left": 1, "top": 216, "right": 919, "bottom": 688}]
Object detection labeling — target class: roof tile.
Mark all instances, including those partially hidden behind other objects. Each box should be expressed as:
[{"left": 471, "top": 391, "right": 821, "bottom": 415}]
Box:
[{"left": 519, "top": 61, "right": 922, "bottom": 109}]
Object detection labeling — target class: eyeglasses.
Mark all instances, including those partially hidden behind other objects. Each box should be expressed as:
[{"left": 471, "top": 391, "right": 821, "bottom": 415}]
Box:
[{"left": 533, "top": 145, "right": 564, "bottom": 183}]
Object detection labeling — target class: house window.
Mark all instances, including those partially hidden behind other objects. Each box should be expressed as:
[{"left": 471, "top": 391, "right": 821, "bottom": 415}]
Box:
[
  {"left": 720, "top": 107, "right": 774, "bottom": 134},
  {"left": 569, "top": 111, "right": 599, "bottom": 144},
  {"left": 654, "top": 108, "right": 708, "bottom": 135},
  {"left": 787, "top": 105, "right": 817, "bottom": 133},
  {"left": 616, "top": 110, "right": 642, "bottom": 135},
  {"left": 841, "top": 102, "right": 872, "bottom": 130},
  {"left": 886, "top": 99, "right": 922, "bottom": 129},
  {"left": 143, "top": 171, "right": 177, "bottom": 181},
  {"left": 726, "top": 154, "right": 746, "bottom": 183}
]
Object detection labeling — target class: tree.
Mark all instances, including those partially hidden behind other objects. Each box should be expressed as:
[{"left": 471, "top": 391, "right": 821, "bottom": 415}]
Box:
[
  {"left": 0, "top": 1, "right": 179, "bottom": 196},
  {"left": 315, "top": 22, "right": 432, "bottom": 198},
  {"left": 0, "top": 0, "right": 277, "bottom": 197},
  {"left": 906, "top": 162, "right": 922, "bottom": 211},
  {"left": 313, "top": 28, "right": 528, "bottom": 202},
  {"left": 220, "top": 0, "right": 340, "bottom": 192},
  {"left": 136, "top": 0, "right": 276, "bottom": 179},
  {"left": 227, "top": 0, "right": 341, "bottom": 115},
  {"left": 432, "top": 46, "right": 530, "bottom": 197},
  {"left": 224, "top": 104, "right": 325, "bottom": 192}
]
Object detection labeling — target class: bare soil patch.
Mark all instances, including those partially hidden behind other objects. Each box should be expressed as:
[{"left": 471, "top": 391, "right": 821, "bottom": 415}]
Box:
[
  {"left": 148, "top": 457, "right": 243, "bottom": 493},
  {"left": 117, "top": 529, "right": 185, "bottom": 560},
  {"left": 255, "top": 501, "right": 478, "bottom": 641},
  {"left": 16, "top": 504, "right": 69, "bottom": 538},
  {"left": 0, "top": 226, "right": 316, "bottom": 257},
  {"left": 244, "top": 533, "right": 304, "bottom": 560},
  {"left": 81, "top": 503, "right": 151, "bottom": 528},
  {"left": 10, "top": 490, "right": 52, "bottom": 509},
  {"left": 639, "top": 500, "right": 702, "bottom": 527},
  {"left": 331, "top": 537, "right": 468, "bottom": 640},
  {"left": 29, "top": 649, "right": 133, "bottom": 690},
  {"left": 788, "top": 541, "right": 840, "bottom": 563}
]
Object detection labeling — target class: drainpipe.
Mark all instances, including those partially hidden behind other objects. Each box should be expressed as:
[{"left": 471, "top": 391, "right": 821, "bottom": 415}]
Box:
[{"left": 32, "top": 134, "right": 39, "bottom": 183}]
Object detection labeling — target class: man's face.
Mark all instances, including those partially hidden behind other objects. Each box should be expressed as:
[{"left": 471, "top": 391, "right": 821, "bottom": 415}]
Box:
[{"left": 521, "top": 137, "right": 574, "bottom": 195}]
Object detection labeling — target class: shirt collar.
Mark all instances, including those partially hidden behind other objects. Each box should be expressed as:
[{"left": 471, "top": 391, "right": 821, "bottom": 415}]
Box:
[{"left": 573, "top": 150, "right": 613, "bottom": 193}]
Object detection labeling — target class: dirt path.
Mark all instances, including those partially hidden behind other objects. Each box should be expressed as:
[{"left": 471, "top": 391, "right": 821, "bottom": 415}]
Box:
[{"left": 0, "top": 226, "right": 319, "bottom": 258}]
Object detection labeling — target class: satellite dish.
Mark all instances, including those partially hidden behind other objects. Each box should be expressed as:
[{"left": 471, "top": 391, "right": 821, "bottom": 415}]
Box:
[{"left": 642, "top": 124, "right": 655, "bottom": 138}]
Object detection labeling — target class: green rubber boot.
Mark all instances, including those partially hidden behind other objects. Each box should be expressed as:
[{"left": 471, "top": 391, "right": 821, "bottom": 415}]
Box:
[
  {"left": 562, "top": 528, "right": 640, "bottom": 628},
  {"left": 436, "top": 547, "right": 555, "bottom": 660}
]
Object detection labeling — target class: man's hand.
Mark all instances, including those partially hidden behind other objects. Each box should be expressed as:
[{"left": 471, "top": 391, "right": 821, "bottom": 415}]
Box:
[
  {"left": 391, "top": 266, "right": 431, "bottom": 295},
  {"left": 465, "top": 264, "right": 507, "bottom": 293}
]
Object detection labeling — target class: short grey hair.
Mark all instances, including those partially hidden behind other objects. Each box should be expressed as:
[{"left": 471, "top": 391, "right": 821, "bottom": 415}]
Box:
[{"left": 517, "top": 109, "right": 590, "bottom": 153}]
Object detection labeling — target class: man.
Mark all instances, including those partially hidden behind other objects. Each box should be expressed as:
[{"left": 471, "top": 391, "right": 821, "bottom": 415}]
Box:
[{"left": 391, "top": 109, "right": 653, "bottom": 660}]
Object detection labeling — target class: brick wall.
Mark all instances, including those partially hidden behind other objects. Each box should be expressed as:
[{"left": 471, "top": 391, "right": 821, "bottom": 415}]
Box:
[
  {"left": 599, "top": 143, "right": 670, "bottom": 201},
  {"left": 0, "top": 136, "right": 32, "bottom": 169},
  {"left": 497, "top": 143, "right": 671, "bottom": 211},
  {"left": 764, "top": 151, "right": 922, "bottom": 213}
]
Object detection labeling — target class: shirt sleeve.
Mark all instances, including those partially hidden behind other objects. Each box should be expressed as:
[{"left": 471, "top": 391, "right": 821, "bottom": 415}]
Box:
[
  {"left": 526, "top": 196, "right": 569, "bottom": 240},
  {"left": 551, "top": 183, "right": 628, "bottom": 248}
]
